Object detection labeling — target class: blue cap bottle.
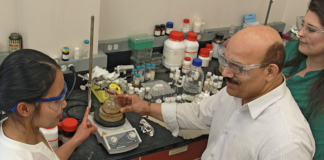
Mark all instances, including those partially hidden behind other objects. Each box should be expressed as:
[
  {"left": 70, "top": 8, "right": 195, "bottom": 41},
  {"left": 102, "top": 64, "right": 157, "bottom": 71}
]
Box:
[{"left": 192, "top": 58, "right": 202, "bottom": 67}]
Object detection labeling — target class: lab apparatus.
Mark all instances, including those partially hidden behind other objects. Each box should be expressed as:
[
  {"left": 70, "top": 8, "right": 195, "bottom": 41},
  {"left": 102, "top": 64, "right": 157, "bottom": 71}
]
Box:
[{"left": 183, "top": 58, "right": 205, "bottom": 101}]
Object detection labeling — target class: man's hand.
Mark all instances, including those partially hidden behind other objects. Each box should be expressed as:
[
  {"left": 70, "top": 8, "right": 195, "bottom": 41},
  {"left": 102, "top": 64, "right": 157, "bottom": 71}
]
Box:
[{"left": 116, "top": 94, "right": 149, "bottom": 115}]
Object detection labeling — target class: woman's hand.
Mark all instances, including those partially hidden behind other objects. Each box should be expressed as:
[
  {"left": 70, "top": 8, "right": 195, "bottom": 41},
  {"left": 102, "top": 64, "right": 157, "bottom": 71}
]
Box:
[
  {"left": 72, "top": 107, "right": 98, "bottom": 146},
  {"left": 116, "top": 94, "right": 149, "bottom": 115}
]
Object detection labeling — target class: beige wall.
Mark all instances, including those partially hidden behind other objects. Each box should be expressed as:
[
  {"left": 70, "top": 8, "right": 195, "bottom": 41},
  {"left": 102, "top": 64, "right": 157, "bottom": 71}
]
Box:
[
  {"left": 0, "top": 0, "right": 312, "bottom": 57},
  {"left": 282, "top": 0, "right": 309, "bottom": 33},
  {"left": 98, "top": 0, "right": 288, "bottom": 40}
]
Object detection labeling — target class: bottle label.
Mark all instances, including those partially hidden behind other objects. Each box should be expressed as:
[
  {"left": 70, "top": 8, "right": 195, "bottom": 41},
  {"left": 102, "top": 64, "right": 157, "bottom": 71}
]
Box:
[
  {"left": 147, "top": 73, "right": 151, "bottom": 78},
  {"left": 162, "top": 30, "right": 165, "bottom": 35},
  {"left": 155, "top": 31, "right": 160, "bottom": 36},
  {"left": 212, "top": 42, "right": 222, "bottom": 58},
  {"left": 48, "top": 138, "right": 59, "bottom": 150},
  {"left": 135, "top": 79, "right": 139, "bottom": 85},
  {"left": 182, "top": 64, "right": 190, "bottom": 70},
  {"left": 193, "top": 24, "right": 201, "bottom": 33},
  {"left": 62, "top": 135, "right": 72, "bottom": 144},
  {"left": 62, "top": 54, "right": 69, "bottom": 60},
  {"left": 163, "top": 46, "right": 185, "bottom": 64},
  {"left": 166, "top": 28, "right": 173, "bottom": 34},
  {"left": 182, "top": 27, "right": 190, "bottom": 33}
]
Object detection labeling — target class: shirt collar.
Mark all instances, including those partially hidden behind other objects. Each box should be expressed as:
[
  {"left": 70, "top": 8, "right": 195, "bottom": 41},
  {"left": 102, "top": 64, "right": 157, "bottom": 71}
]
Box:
[{"left": 234, "top": 75, "right": 287, "bottom": 119}]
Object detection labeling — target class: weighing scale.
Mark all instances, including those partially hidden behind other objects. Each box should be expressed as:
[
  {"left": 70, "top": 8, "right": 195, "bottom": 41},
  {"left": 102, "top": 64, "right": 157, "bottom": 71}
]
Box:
[{"left": 88, "top": 112, "right": 142, "bottom": 154}]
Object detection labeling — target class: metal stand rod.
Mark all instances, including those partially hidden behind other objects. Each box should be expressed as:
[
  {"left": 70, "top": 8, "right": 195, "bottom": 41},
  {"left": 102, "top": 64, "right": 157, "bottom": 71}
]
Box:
[
  {"left": 264, "top": 0, "right": 273, "bottom": 25},
  {"left": 88, "top": 16, "right": 94, "bottom": 109}
]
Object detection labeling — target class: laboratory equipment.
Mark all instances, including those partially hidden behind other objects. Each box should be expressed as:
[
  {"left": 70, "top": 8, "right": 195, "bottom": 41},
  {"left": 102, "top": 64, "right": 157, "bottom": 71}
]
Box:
[
  {"left": 163, "top": 31, "right": 186, "bottom": 69},
  {"left": 182, "top": 57, "right": 191, "bottom": 73},
  {"left": 183, "top": 58, "right": 205, "bottom": 101},
  {"left": 74, "top": 47, "right": 80, "bottom": 60},
  {"left": 150, "top": 63, "right": 156, "bottom": 80},
  {"left": 151, "top": 52, "right": 163, "bottom": 69},
  {"left": 160, "top": 24, "right": 166, "bottom": 36},
  {"left": 83, "top": 39, "right": 89, "bottom": 58},
  {"left": 198, "top": 48, "right": 210, "bottom": 67},
  {"left": 212, "top": 33, "right": 225, "bottom": 59},
  {"left": 166, "top": 22, "right": 174, "bottom": 35},
  {"left": 139, "top": 119, "right": 154, "bottom": 137},
  {"left": 129, "top": 34, "right": 154, "bottom": 60},
  {"left": 88, "top": 92, "right": 142, "bottom": 154},
  {"left": 9, "top": 33, "right": 22, "bottom": 54},
  {"left": 154, "top": 25, "right": 161, "bottom": 37},
  {"left": 205, "top": 44, "right": 213, "bottom": 61},
  {"left": 193, "top": 17, "right": 202, "bottom": 33},
  {"left": 184, "top": 32, "right": 199, "bottom": 63},
  {"left": 62, "top": 47, "right": 69, "bottom": 61},
  {"left": 134, "top": 74, "right": 140, "bottom": 88},
  {"left": 145, "top": 63, "right": 151, "bottom": 81},
  {"left": 182, "top": 19, "right": 190, "bottom": 33}
]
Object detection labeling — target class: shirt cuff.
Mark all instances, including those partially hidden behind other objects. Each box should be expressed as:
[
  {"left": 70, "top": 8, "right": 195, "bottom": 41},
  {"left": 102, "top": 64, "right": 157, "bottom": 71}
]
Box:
[{"left": 161, "top": 103, "right": 179, "bottom": 137}]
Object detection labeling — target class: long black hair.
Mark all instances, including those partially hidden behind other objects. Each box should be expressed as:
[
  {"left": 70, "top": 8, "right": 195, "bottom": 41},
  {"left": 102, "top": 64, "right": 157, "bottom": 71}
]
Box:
[
  {"left": 0, "top": 49, "right": 60, "bottom": 129},
  {"left": 284, "top": 0, "right": 324, "bottom": 119}
]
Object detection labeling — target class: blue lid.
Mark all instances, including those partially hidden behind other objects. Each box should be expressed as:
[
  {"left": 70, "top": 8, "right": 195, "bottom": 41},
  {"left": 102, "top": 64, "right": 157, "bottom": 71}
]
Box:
[
  {"left": 136, "top": 66, "right": 141, "bottom": 69},
  {"left": 132, "top": 68, "right": 137, "bottom": 73},
  {"left": 63, "top": 46, "right": 69, "bottom": 50},
  {"left": 151, "top": 63, "right": 156, "bottom": 67},
  {"left": 84, "top": 39, "right": 89, "bottom": 44},
  {"left": 166, "top": 22, "right": 173, "bottom": 27},
  {"left": 141, "top": 65, "right": 146, "bottom": 69},
  {"left": 135, "top": 74, "right": 140, "bottom": 78},
  {"left": 146, "top": 63, "right": 151, "bottom": 67},
  {"left": 192, "top": 58, "right": 202, "bottom": 67}
]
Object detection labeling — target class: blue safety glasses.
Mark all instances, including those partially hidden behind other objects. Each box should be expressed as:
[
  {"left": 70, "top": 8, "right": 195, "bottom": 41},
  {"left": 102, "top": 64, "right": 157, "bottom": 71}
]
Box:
[{"left": 11, "top": 81, "right": 67, "bottom": 112}]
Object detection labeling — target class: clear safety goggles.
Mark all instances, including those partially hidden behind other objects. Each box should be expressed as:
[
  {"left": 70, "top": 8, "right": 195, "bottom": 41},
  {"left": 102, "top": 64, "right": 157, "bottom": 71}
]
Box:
[
  {"left": 219, "top": 54, "right": 269, "bottom": 78},
  {"left": 218, "top": 39, "right": 269, "bottom": 78},
  {"left": 11, "top": 81, "right": 67, "bottom": 112},
  {"left": 296, "top": 16, "right": 324, "bottom": 40}
]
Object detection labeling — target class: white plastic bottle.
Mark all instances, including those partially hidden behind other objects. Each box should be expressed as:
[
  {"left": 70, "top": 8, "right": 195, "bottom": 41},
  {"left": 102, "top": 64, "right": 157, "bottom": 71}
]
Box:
[
  {"left": 184, "top": 32, "right": 199, "bottom": 63},
  {"left": 182, "top": 57, "right": 191, "bottom": 74},
  {"left": 163, "top": 31, "right": 186, "bottom": 69},
  {"left": 40, "top": 126, "right": 59, "bottom": 150},
  {"left": 193, "top": 17, "right": 202, "bottom": 33},
  {"left": 198, "top": 48, "right": 210, "bottom": 67},
  {"left": 74, "top": 47, "right": 80, "bottom": 60}
]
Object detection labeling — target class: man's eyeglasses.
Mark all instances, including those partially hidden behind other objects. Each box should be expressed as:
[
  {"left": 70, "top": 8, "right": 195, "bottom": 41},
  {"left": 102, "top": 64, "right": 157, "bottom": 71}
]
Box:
[
  {"left": 11, "top": 81, "right": 67, "bottom": 112},
  {"left": 219, "top": 54, "right": 269, "bottom": 78},
  {"left": 296, "top": 16, "right": 324, "bottom": 40}
]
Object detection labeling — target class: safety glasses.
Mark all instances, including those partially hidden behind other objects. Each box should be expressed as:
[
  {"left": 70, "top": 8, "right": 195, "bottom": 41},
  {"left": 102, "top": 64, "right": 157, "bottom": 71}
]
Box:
[
  {"left": 219, "top": 54, "right": 269, "bottom": 78},
  {"left": 11, "top": 81, "right": 67, "bottom": 112},
  {"left": 296, "top": 16, "right": 324, "bottom": 40}
]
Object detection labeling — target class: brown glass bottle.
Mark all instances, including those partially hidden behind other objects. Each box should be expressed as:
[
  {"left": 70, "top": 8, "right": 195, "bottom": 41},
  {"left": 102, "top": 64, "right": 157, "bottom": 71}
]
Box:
[
  {"left": 160, "top": 24, "right": 166, "bottom": 36},
  {"left": 154, "top": 25, "right": 161, "bottom": 37}
]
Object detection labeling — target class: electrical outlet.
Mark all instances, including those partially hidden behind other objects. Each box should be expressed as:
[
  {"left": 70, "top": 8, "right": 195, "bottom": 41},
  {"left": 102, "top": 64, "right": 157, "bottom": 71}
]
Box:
[{"left": 100, "top": 40, "right": 122, "bottom": 53}]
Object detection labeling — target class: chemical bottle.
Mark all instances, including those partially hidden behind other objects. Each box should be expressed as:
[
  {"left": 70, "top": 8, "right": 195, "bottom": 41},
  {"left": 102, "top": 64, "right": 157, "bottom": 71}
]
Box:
[
  {"left": 176, "top": 96, "right": 183, "bottom": 103},
  {"left": 205, "top": 44, "right": 213, "bottom": 61},
  {"left": 160, "top": 24, "right": 166, "bottom": 36},
  {"left": 74, "top": 47, "right": 80, "bottom": 60},
  {"left": 212, "top": 33, "right": 224, "bottom": 59},
  {"left": 131, "top": 68, "right": 137, "bottom": 85},
  {"left": 206, "top": 72, "right": 212, "bottom": 81},
  {"left": 40, "top": 126, "right": 59, "bottom": 150},
  {"left": 170, "top": 67, "right": 176, "bottom": 79},
  {"left": 163, "top": 31, "right": 186, "bottom": 69},
  {"left": 165, "top": 97, "right": 171, "bottom": 103},
  {"left": 150, "top": 63, "right": 156, "bottom": 80},
  {"left": 182, "top": 57, "right": 191, "bottom": 74},
  {"left": 141, "top": 65, "right": 146, "bottom": 82},
  {"left": 134, "top": 74, "right": 140, "bottom": 88},
  {"left": 83, "top": 39, "right": 89, "bottom": 58},
  {"left": 184, "top": 32, "right": 199, "bottom": 63},
  {"left": 198, "top": 48, "right": 210, "bottom": 67},
  {"left": 166, "top": 22, "right": 174, "bottom": 35},
  {"left": 62, "top": 47, "right": 69, "bottom": 61},
  {"left": 200, "top": 22, "right": 205, "bottom": 33},
  {"left": 145, "top": 63, "right": 151, "bottom": 81},
  {"left": 62, "top": 118, "right": 78, "bottom": 144},
  {"left": 193, "top": 17, "right": 202, "bottom": 33},
  {"left": 183, "top": 58, "right": 205, "bottom": 101},
  {"left": 182, "top": 19, "right": 190, "bottom": 33},
  {"left": 170, "top": 97, "right": 176, "bottom": 103}
]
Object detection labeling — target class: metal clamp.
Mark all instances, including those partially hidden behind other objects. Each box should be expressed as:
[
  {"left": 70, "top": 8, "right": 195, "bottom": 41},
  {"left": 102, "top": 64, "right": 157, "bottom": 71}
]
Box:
[{"left": 139, "top": 118, "right": 154, "bottom": 137}]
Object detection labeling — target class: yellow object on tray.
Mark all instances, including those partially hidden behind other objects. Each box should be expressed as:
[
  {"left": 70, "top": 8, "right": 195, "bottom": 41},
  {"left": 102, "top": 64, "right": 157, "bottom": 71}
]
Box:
[{"left": 91, "top": 83, "right": 121, "bottom": 103}]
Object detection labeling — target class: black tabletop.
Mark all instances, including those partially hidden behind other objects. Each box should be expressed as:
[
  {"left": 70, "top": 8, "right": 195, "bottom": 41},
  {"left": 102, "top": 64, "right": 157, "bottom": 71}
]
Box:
[{"left": 66, "top": 59, "right": 221, "bottom": 160}]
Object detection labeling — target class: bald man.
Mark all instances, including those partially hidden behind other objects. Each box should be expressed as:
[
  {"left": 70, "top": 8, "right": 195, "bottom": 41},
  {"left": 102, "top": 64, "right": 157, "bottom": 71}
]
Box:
[{"left": 117, "top": 26, "right": 315, "bottom": 159}]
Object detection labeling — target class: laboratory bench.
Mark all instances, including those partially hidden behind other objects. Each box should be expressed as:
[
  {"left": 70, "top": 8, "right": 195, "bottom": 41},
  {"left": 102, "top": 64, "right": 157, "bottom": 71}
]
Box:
[{"left": 64, "top": 59, "right": 222, "bottom": 160}]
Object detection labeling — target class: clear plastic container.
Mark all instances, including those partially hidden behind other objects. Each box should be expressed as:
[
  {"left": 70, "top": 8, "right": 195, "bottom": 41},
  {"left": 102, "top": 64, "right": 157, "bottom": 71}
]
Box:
[
  {"left": 131, "top": 56, "right": 151, "bottom": 67},
  {"left": 183, "top": 58, "right": 205, "bottom": 101},
  {"left": 128, "top": 34, "right": 154, "bottom": 50},
  {"left": 151, "top": 52, "right": 163, "bottom": 69},
  {"left": 83, "top": 40, "right": 89, "bottom": 58},
  {"left": 132, "top": 48, "right": 153, "bottom": 60}
]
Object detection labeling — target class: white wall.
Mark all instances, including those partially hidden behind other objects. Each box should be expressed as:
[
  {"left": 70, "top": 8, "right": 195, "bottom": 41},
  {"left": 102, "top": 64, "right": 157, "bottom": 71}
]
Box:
[
  {"left": 0, "top": 0, "right": 100, "bottom": 58},
  {"left": 282, "top": 0, "right": 309, "bottom": 33},
  {"left": 0, "top": 0, "right": 312, "bottom": 57},
  {"left": 0, "top": 0, "right": 19, "bottom": 52},
  {"left": 98, "top": 0, "right": 288, "bottom": 40}
]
